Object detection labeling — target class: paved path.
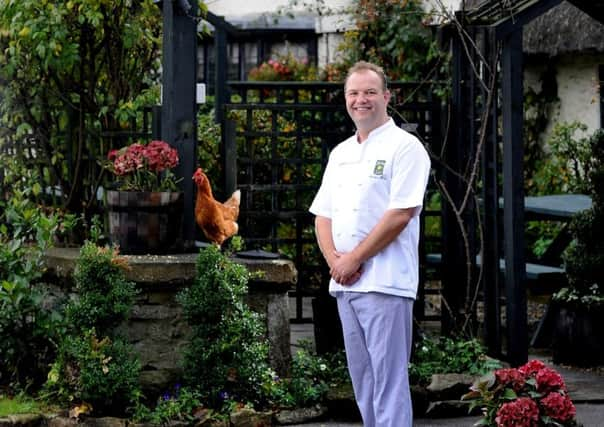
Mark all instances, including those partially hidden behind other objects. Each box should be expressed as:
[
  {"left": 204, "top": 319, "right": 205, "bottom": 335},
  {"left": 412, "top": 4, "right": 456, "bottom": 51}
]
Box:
[
  {"left": 288, "top": 298, "right": 604, "bottom": 426},
  {"left": 287, "top": 403, "right": 604, "bottom": 426}
]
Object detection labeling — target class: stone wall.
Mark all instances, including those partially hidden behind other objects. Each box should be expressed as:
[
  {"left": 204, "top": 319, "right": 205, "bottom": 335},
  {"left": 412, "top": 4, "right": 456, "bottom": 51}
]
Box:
[{"left": 43, "top": 247, "right": 297, "bottom": 395}]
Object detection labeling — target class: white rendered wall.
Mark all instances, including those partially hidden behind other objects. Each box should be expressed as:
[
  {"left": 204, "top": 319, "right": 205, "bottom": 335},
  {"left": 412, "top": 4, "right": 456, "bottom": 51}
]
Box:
[
  {"left": 555, "top": 56, "right": 600, "bottom": 135},
  {"left": 525, "top": 54, "right": 602, "bottom": 144}
]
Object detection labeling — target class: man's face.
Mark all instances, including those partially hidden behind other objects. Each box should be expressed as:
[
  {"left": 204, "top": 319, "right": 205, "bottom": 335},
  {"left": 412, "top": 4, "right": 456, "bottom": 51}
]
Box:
[{"left": 344, "top": 70, "right": 390, "bottom": 135}]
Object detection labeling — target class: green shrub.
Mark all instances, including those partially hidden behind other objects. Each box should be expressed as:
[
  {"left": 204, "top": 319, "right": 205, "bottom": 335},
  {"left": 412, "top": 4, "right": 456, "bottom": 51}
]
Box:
[
  {"left": 46, "top": 329, "right": 141, "bottom": 416},
  {"left": 131, "top": 385, "right": 212, "bottom": 425},
  {"left": 0, "top": 168, "right": 62, "bottom": 391},
  {"left": 556, "top": 128, "right": 604, "bottom": 309},
  {"left": 44, "top": 243, "right": 141, "bottom": 416},
  {"left": 66, "top": 243, "right": 138, "bottom": 337},
  {"left": 337, "top": 0, "right": 444, "bottom": 82},
  {"left": 264, "top": 342, "right": 350, "bottom": 409},
  {"left": 525, "top": 122, "right": 594, "bottom": 258},
  {"left": 177, "top": 245, "right": 270, "bottom": 410},
  {"left": 409, "top": 335, "right": 501, "bottom": 386},
  {"left": 527, "top": 122, "right": 593, "bottom": 196}
]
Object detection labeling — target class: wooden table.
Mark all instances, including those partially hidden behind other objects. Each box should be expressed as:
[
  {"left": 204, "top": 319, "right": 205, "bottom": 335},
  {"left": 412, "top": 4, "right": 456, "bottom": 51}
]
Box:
[
  {"left": 523, "top": 194, "right": 592, "bottom": 220},
  {"left": 518, "top": 194, "right": 593, "bottom": 266},
  {"left": 497, "top": 194, "right": 592, "bottom": 220},
  {"left": 517, "top": 194, "right": 592, "bottom": 347}
]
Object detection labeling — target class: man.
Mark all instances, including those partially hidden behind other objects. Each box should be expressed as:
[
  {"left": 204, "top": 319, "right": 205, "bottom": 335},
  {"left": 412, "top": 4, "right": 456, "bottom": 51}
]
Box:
[{"left": 309, "top": 61, "right": 431, "bottom": 426}]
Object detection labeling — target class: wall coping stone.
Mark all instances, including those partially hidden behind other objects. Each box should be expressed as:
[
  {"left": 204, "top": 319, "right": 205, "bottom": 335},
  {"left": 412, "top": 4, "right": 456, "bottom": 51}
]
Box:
[{"left": 44, "top": 247, "right": 297, "bottom": 288}]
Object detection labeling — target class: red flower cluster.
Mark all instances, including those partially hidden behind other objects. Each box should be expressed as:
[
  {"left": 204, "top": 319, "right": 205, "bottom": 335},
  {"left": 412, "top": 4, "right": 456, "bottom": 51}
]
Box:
[
  {"left": 143, "top": 140, "right": 179, "bottom": 173},
  {"left": 465, "top": 359, "right": 577, "bottom": 427},
  {"left": 267, "top": 59, "right": 292, "bottom": 77},
  {"left": 106, "top": 140, "right": 180, "bottom": 192},
  {"left": 108, "top": 140, "right": 178, "bottom": 176},
  {"left": 541, "top": 391, "right": 577, "bottom": 422},
  {"left": 494, "top": 367, "right": 526, "bottom": 391},
  {"left": 535, "top": 366, "right": 565, "bottom": 393},
  {"left": 495, "top": 397, "right": 539, "bottom": 427}
]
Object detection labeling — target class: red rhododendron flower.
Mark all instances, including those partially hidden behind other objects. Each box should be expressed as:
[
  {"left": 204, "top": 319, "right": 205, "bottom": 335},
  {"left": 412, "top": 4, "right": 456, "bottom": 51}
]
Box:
[
  {"left": 495, "top": 368, "right": 526, "bottom": 391},
  {"left": 518, "top": 359, "right": 546, "bottom": 376},
  {"left": 495, "top": 397, "right": 540, "bottom": 427},
  {"left": 536, "top": 367, "right": 566, "bottom": 393},
  {"left": 541, "top": 392, "right": 576, "bottom": 423}
]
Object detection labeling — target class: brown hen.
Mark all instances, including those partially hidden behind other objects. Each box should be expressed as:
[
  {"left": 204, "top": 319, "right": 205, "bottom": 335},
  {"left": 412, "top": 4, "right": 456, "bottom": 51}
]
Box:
[{"left": 192, "top": 167, "right": 240, "bottom": 246}]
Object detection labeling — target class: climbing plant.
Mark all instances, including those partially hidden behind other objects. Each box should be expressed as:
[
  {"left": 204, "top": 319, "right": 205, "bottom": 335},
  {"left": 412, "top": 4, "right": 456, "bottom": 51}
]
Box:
[
  {"left": 0, "top": 0, "right": 163, "bottom": 217},
  {"left": 338, "top": 0, "right": 446, "bottom": 82}
]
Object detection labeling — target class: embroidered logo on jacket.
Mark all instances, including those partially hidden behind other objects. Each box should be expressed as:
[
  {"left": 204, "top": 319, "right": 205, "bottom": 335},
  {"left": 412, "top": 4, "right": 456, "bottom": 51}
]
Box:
[{"left": 373, "top": 160, "right": 386, "bottom": 176}]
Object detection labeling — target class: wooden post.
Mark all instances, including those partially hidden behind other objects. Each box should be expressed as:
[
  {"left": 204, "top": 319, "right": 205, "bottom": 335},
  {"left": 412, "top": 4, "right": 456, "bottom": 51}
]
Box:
[
  {"left": 214, "top": 26, "right": 227, "bottom": 124},
  {"left": 481, "top": 27, "right": 502, "bottom": 358},
  {"left": 161, "top": 0, "right": 198, "bottom": 250},
  {"left": 441, "top": 19, "right": 475, "bottom": 335},
  {"left": 501, "top": 29, "right": 528, "bottom": 367},
  {"left": 222, "top": 118, "right": 237, "bottom": 196}
]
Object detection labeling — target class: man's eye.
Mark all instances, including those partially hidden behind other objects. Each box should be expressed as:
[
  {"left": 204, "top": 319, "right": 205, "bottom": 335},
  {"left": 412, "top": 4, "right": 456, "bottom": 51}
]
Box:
[{"left": 366, "top": 90, "right": 378, "bottom": 96}]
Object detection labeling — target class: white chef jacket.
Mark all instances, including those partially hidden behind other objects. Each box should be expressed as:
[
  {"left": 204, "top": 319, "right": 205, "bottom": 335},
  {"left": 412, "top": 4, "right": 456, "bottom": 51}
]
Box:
[{"left": 309, "top": 118, "right": 431, "bottom": 299}]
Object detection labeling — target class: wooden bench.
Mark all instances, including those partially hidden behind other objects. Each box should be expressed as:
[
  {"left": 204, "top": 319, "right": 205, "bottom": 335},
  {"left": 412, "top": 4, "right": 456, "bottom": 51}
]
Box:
[
  {"left": 424, "top": 252, "right": 567, "bottom": 347},
  {"left": 425, "top": 253, "right": 566, "bottom": 291}
]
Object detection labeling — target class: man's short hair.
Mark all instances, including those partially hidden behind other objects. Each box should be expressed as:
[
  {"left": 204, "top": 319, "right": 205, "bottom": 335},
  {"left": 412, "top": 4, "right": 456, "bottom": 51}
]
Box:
[{"left": 345, "top": 61, "right": 388, "bottom": 91}]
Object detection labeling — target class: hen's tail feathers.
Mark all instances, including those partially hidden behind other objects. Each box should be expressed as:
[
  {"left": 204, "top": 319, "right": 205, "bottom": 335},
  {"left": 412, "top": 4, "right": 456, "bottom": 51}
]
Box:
[
  {"left": 223, "top": 190, "right": 241, "bottom": 221},
  {"left": 224, "top": 189, "right": 241, "bottom": 208}
]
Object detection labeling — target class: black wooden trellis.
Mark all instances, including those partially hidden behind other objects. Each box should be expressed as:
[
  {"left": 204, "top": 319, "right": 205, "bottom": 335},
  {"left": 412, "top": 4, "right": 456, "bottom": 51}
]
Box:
[
  {"left": 0, "top": 108, "right": 155, "bottom": 209},
  {"left": 443, "top": 0, "right": 604, "bottom": 366},
  {"left": 221, "top": 81, "right": 444, "bottom": 323}
]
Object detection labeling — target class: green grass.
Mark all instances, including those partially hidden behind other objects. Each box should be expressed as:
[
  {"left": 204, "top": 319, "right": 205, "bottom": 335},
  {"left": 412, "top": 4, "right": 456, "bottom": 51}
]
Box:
[{"left": 0, "top": 395, "right": 40, "bottom": 417}]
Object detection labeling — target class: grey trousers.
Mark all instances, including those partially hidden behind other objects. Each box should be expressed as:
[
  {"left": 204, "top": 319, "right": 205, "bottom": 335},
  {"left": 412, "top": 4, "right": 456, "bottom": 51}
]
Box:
[{"left": 336, "top": 292, "right": 414, "bottom": 427}]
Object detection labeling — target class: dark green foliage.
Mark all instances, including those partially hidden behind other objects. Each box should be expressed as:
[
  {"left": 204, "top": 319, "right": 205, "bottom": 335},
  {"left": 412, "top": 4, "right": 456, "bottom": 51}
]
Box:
[
  {"left": 525, "top": 122, "right": 595, "bottom": 258},
  {"left": 523, "top": 67, "right": 559, "bottom": 191},
  {"left": 558, "top": 129, "right": 604, "bottom": 308},
  {"left": 0, "top": 280, "right": 62, "bottom": 390},
  {"left": 0, "top": 171, "right": 62, "bottom": 391},
  {"left": 177, "top": 245, "right": 270, "bottom": 409},
  {"left": 0, "top": 0, "right": 162, "bottom": 216},
  {"left": 197, "top": 102, "right": 222, "bottom": 193},
  {"left": 44, "top": 243, "right": 141, "bottom": 415},
  {"left": 409, "top": 335, "right": 502, "bottom": 386},
  {"left": 339, "top": 0, "right": 446, "bottom": 82},
  {"left": 131, "top": 385, "right": 208, "bottom": 425},
  {"left": 66, "top": 242, "right": 138, "bottom": 337},
  {"left": 47, "top": 329, "right": 141, "bottom": 416},
  {"left": 266, "top": 344, "right": 350, "bottom": 408}
]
